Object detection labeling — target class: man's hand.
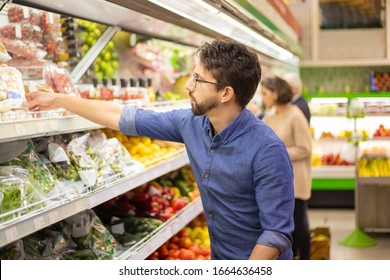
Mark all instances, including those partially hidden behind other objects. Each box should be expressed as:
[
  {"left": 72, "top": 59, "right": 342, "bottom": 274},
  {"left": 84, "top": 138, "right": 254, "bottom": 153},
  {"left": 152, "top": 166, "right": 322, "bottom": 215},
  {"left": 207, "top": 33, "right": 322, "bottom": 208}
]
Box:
[
  {"left": 25, "top": 90, "right": 123, "bottom": 130},
  {"left": 25, "top": 91, "right": 60, "bottom": 111}
]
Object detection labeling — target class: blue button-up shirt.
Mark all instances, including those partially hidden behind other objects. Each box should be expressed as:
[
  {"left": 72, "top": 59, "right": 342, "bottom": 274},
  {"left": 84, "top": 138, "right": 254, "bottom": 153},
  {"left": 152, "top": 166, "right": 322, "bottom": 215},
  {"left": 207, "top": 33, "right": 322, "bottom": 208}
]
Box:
[{"left": 119, "top": 106, "right": 294, "bottom": 260}]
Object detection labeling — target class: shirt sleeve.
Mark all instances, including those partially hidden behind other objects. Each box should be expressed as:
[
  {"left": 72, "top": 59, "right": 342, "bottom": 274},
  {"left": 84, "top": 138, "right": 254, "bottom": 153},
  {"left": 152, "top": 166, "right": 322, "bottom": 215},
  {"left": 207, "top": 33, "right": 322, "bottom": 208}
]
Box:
[
  {"left": 119, "top": 105, "right": 186, "bottom": 143},
  {"left": 253, "top": 139, "right": 295, "bottom": 254}
]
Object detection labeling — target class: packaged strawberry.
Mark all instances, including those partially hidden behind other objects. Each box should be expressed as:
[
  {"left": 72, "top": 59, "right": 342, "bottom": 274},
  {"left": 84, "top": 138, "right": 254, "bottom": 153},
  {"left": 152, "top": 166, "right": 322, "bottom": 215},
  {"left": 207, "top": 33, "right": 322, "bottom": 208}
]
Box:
[{"left": 43, "top": 63, "right": 79, "bottom": 96}]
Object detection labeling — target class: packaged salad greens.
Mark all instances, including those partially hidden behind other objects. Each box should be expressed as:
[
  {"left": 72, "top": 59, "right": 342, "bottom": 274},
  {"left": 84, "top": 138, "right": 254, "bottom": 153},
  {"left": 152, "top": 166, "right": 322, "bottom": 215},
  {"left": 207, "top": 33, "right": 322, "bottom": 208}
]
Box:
[
  {"left": 5, "top": 141, "right": 56, "bottom": 197},
  {"left": 88, "top": 133, "right": 144, "bottom": 177},
  {"left": 0, "top": 171, "right": 45, "bottom": 224},
  {"left": 67, "top": 133, "right": 97, "bottom": 188}
]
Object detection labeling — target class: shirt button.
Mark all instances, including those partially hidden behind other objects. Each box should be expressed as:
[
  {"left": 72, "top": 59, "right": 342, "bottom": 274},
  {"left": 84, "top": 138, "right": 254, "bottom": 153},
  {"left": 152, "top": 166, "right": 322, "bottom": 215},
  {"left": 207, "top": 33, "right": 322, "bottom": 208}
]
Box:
[
  {"left": 204, "top": 173, "right": 209, "bottom": 178},
  {"left": 210, "top": 148, "right": 214, "bottom": 154},
  {"left": 209, "top": 213, "right": 213, "bottom": 218}
]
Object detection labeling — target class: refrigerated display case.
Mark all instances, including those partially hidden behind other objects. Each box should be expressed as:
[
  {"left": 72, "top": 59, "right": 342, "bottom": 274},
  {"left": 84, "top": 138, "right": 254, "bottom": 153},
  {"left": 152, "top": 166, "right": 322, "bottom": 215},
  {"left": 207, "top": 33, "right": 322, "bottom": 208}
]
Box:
[
  {"left": 304, "top": 92, "right": 390, "bottom": 208},
  {"left": 0, "top": 0, "right": 302, "bottom": 259}
]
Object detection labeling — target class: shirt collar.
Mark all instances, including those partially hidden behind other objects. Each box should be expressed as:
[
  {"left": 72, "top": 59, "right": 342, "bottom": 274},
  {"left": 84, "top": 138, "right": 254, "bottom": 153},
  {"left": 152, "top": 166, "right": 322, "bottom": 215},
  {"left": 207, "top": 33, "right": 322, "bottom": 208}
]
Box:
[{"left": 204, "top": 109, "right": 251, "bottom": 144}]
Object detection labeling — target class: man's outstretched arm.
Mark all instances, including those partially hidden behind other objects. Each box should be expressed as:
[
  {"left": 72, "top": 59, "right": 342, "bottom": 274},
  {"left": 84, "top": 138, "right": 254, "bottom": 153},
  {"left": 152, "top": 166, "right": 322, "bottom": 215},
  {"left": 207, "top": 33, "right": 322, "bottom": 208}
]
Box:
[{"left": 25, "top": 91, "right": 124, "bottom": 130}]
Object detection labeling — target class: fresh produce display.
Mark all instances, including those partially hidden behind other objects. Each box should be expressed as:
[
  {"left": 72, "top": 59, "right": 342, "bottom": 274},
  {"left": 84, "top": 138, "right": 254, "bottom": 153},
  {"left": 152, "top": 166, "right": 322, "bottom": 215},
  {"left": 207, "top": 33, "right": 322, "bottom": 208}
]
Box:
[
  {"left": 358, "top": 157, "right": 390, "bottom": 177},
  {"left": 169, "top": 74, "right": 191, "bottom": 100},
  {"left": 86, "top": 130, "right": 144, "bottom": 180},
  {"left": 4, "top": 144, "right": 56, "bottom": 196},
  {"left": 0, "top": 174, "right": 45, "bottom": 223},
  {"left": 102, "top": 129, "right": 184, "bottom": 167},
  {"left": 370, "top": 71, "right": 390, "bottom": 92},
  {"left": 109, "top": 216, "right": 163, "bottom": 246},
  {"left": 320, "top": 153, "right": 354, "bottom": 166},
  {"left": 1, "top": 209, "right": 121, "bottom": 260},
  {"left": 0, "top": 65, "right": 25, "bottom": 114},
  {"left": 373, "top": 124, "right": 390, "bottom": 137},
  {"left": 43, "top": 63, "right": 80, "bottom": 96},
  {"left": 3, "top": 5, "right": 65, "bottom": 65},
  {"left": 157, "top": 166, "right": 197, "bottom": 199},
  {"left": 147, "top": 214, "right": 210, "bottom": 260},
  {"left": 362, "top": 146, "right": 390, "bottom": 155},
  {"left": 77, "top": 20, "right": 119, "bottom": 80}
]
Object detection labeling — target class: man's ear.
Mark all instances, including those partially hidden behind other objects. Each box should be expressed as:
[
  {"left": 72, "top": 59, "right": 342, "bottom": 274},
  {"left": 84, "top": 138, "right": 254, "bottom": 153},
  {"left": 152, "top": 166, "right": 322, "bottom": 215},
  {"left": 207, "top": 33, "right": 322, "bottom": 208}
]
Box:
[{"left": 221, "top": 86, "right": 235, "bottom": 103}]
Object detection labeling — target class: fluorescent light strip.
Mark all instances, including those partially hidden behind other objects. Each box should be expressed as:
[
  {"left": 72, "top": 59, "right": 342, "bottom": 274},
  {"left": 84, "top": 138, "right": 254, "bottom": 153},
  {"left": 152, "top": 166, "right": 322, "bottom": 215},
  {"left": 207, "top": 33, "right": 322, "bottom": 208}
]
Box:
[
  {"left": 193, "top": 0, "right": 219, "bottom": 14},
  {"left": 310, "top": 98, "right": 348, "bottom": 104},
  {"left": 357, "top": 97, "right": 390, "bottom": 103},
  {"left": 148, "top": 0, "right": 298, "bottom": 65}
]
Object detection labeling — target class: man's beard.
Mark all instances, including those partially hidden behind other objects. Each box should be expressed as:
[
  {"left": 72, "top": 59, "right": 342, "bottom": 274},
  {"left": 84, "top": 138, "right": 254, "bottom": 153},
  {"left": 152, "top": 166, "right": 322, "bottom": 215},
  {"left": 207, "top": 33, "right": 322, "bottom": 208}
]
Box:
[{"left": 191, "top": 95, "right": 219, "bottom": 116}]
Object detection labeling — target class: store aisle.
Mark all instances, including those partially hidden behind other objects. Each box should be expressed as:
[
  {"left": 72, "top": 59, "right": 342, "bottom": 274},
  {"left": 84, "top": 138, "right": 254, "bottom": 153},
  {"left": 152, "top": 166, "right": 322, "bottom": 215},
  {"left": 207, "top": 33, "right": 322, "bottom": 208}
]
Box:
[{"left": 308, "top": 209, "right": 390, "bottom": 260}]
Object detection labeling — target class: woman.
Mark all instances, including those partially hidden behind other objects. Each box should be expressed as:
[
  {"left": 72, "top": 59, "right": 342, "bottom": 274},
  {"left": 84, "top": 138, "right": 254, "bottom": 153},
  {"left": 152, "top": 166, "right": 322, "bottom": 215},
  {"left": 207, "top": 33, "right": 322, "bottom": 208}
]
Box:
[{"left": 261, "top": 76, "right": 312, "bottom": 260}]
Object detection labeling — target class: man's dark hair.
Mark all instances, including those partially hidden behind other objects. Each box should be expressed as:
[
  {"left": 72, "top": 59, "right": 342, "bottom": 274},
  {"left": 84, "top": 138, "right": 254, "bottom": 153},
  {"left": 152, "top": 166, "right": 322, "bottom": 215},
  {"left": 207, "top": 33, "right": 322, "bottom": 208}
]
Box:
[
  {"left": 261, "top": 76, "right": 293, "bottom": 105},
  {"left": 197, "top": 38, "right": 261, "bottom": 108}
]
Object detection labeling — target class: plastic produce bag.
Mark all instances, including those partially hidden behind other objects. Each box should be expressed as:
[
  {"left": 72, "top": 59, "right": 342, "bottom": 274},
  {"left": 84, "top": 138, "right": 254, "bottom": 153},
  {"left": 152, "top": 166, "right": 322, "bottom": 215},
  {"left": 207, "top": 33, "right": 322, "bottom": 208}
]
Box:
[
  {"left": 0, "top": 43, "right": 12, "bottom": 63},
  {"left": 86, "top": 130, "right": 117, "bottom": 187},
  {"left": 0, "top": 171, "right": 45, "bottom": 223},
  {"left": 67, "top": 133, "right": 98, "bottom": 188},
  {"left": 0, "top": 240, "right": 25, "bottom": 260},
  {"left": 42, "top": 138, "right": 85, "bottom": 199},
  {"left": 48, "top": 142, "right": 80, "bottom": 182},
  {"left": 43, "top": 63, "right": 79, "bottom": 96},
  {"left": 89, "top": 134, "right": 145, "bottom": 177},
  {"left": 0, "top": 65, "right": 26, "bottom": 113},
  {"left": 64, "top": 209, "right": 120, "bottom": 258},
  {"left": 5, "top": 142, "right": 57, "bottom": 197}
]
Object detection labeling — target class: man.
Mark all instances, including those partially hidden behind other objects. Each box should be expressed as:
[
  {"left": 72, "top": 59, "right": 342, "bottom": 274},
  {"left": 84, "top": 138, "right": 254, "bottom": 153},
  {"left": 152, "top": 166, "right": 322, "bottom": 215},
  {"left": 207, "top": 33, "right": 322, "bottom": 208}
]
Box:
[
  {"left": 26, "top": 38, "right": 294, "bottom": 260},
  {"left": 283, "top": 72, "right": 311, "bottom": 124}
]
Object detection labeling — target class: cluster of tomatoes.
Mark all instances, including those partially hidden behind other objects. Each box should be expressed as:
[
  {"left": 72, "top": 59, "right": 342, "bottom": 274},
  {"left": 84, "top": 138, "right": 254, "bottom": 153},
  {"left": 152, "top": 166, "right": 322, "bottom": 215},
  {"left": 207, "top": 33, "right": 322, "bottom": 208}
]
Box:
[{"left": 147, "top": 228, "right": 211, "bottom": 260}]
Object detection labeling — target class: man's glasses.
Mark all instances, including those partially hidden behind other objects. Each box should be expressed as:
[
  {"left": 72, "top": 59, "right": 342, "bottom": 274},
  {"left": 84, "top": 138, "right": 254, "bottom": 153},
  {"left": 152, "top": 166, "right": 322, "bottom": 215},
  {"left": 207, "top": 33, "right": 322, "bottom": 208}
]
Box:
[{"left": 192, "top": 73, "right": 223, "bottom": 89}]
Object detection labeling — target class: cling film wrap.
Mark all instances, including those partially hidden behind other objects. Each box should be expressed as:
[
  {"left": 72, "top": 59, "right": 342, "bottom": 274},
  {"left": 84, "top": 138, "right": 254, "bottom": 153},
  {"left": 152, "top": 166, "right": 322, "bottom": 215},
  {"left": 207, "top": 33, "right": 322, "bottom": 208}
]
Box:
[
  {"left": 86, "top": 130, "right": 116, "bottom": 186},
  {"left": 37, "top": 137, "right": 86, "bottom": 199},
  {"left": 62, "top": 209, "right": 121, "bottom": 259},
  {"left": 0, "top": 65, "right": 25, "bottom": 113},
  {"left": 94, "top": 137, "right": 145, "bottom": 177},
  {"left": 43, "top": 63, "right": 79, "bottom": 96},
  {"left": 67, "top": 133, "right": 97, "bottom": 188},
  {"left": 0, "top": 240, "right": 25, "bottom": 260},
  {"left": 0, "top": 170, "right": 45, "bottom": 224},
  {"left": 4, "top": 143, "right": 57, "bottom": 197}
]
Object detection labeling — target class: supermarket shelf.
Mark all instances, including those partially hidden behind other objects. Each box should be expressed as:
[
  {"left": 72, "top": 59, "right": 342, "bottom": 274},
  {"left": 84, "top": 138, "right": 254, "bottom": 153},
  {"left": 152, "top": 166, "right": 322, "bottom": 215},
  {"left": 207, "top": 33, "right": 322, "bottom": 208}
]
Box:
[
  {"left": 357, "top": 176, "right": 390, "bottom": 187},
  {"left": 0, "top": 151, "right": 190, "bottom": 248},
  {"left": 312, "top": 166, "right": 355, "bottom": 178},
  {"left": 368, "top": 136, "right": 390, "bottom": 141},
  {"left": 0, "top": 114, "right": 103, "bottom": 143},
  {"left": 115, "top": 197, "right": 203, "bottom": 260},
  {"left": 0, "top": 101, "right": 192, "bottom": 143},
  {"left": 361, "top": 153, "right": 390, "bottom": 159}
]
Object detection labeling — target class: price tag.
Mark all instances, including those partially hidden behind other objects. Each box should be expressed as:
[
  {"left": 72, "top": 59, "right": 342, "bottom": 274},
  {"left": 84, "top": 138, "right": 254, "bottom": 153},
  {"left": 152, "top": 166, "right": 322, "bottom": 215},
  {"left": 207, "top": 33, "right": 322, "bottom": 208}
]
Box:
[
  {"left": 88, "top": 195, "right": 96, "bottom": 207},
  {"left": 48, "top": 211, "right": 59, "bottom": 224},
  {"left": 14, "top": 123, "right": 26, "bottom": 135},
  {"left": 33, "top": 216, "right": 45, "bottom": 231},
  {"left": 49, "top": 120, "right": 59, "bottom": 131},
  {"left": 75, "top": 200, "right": 86, "bottom": 212},
  {"left": 5, "top": 227, "right": 18, "bottom": 243},
  {"left": 36, "top": 121, "right": 48, "bottom": 133},
  {"left": 22, "top": 7, "right": 29, "bottom": 19},
  {"left": 111, "top": 188, "right": 120, "bottom": 197},
  {"left": 15, "top": 25, "right": 22, "bottom": 39}
]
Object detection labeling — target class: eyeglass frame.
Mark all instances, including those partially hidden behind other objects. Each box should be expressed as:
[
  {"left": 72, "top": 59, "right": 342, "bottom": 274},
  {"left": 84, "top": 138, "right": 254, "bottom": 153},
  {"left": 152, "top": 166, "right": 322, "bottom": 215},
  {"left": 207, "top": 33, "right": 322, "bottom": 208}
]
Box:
[{"left": 192, "top": 73, "right": 224, "bottom": 89}]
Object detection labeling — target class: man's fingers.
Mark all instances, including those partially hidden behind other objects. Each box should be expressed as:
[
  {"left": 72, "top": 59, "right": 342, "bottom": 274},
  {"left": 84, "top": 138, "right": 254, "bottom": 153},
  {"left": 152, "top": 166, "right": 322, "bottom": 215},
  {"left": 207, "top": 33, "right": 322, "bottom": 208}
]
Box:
[
  {"left": 24, "top": 99, "right": 38, "bottom": 110},
  {"left": 25, "top": 91, "right": 37, "bottom": 101}
]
